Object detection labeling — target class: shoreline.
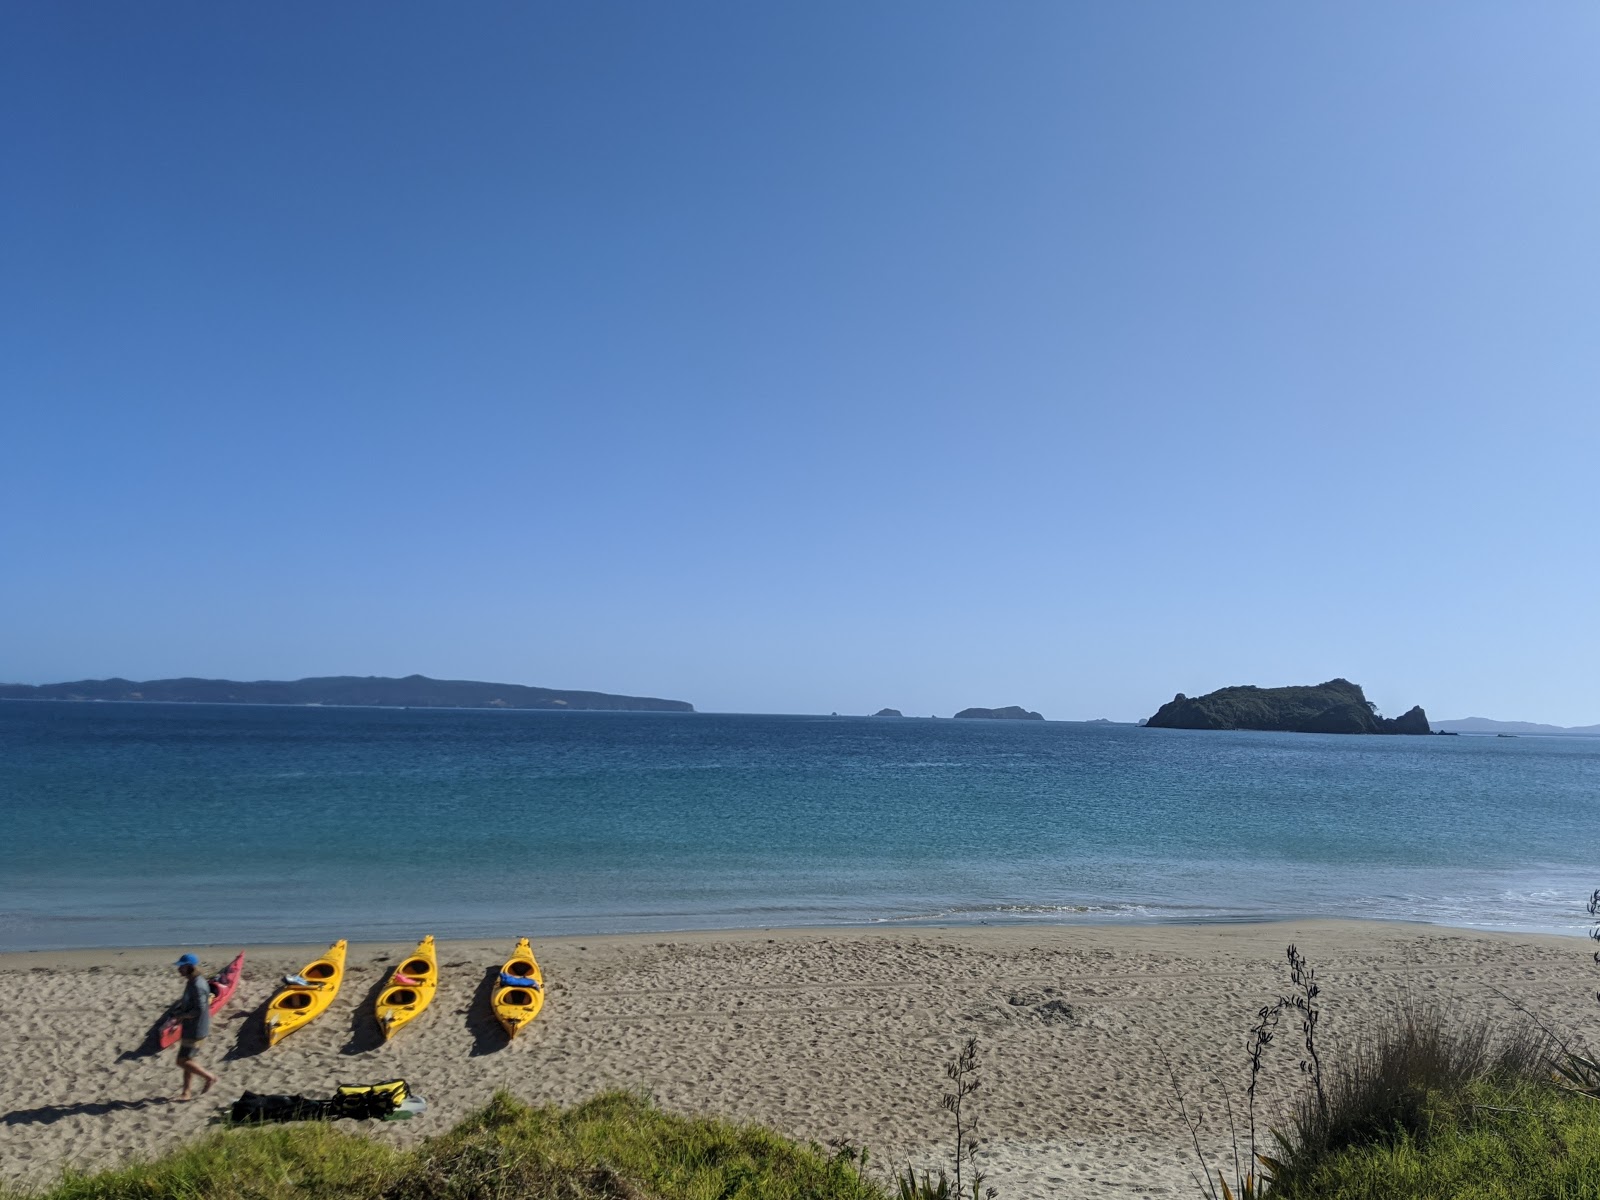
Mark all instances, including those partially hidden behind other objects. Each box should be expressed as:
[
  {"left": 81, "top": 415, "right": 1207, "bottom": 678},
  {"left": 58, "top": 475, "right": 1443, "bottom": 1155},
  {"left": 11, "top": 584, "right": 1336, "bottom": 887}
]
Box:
[
  {"left": 2, "top": 919, "right": 1590, "bottom": 1198},
  {"left": 0, "top": 914, "right": 1587, "bottom": 967},
  {"left": 1, "top": 909, "right": 1587, "bottom": 960}
]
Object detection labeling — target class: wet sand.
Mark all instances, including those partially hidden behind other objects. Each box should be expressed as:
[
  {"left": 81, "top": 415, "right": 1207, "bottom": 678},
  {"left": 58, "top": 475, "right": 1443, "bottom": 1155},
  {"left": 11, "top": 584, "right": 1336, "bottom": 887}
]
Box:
[{"left": 0, "top": 920, "right": 1588, "bottom": 1197}]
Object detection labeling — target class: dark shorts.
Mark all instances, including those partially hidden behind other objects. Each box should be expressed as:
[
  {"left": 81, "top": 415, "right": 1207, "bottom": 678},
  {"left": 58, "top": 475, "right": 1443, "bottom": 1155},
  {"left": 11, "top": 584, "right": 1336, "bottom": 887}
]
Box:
[{"left": 177, "top": 1037, "right": 205, "bottom": 1063}]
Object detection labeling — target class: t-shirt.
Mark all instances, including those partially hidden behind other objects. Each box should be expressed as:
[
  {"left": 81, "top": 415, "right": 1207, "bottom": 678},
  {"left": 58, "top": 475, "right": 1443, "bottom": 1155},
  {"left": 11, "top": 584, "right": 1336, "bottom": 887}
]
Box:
[{"left": 178, "top": 974, "right": 212, "bottom": 1040}]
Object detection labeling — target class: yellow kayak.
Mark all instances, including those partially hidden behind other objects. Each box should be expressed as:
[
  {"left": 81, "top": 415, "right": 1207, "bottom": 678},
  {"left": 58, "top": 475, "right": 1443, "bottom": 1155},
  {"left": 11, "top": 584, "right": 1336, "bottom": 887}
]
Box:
[
  {"left": 374, "top": 935, "right": 437, "bottom": 1040},
  {"left": 492, "top": 938, "right": 545, "bottom": 1038},
  {"left": 265, "top": 940, "right": 347, "bottom": 1047}
]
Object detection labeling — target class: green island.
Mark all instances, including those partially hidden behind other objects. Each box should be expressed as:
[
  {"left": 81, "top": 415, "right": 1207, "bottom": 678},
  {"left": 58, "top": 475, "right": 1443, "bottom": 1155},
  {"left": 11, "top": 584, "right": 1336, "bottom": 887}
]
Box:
[
  {"left": 952, "top": 706, "right": 1043, "bottom": 721},
  {"left": 1144, "top": 678, "right": 1429, "bottom": 735}
]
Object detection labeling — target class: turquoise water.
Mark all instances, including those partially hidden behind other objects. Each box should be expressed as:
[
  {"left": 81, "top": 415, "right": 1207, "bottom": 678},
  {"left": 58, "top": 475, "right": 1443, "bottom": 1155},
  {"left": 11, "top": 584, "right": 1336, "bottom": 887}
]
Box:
[{"left": 2, "top": 701, "right": 1596, "bottom": 950}]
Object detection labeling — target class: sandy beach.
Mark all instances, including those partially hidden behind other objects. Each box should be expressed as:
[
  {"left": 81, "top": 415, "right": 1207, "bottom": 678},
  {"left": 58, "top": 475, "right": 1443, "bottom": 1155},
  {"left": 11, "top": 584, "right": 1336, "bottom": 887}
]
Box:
[{"left": 0, "top": 920, "right": 1590, "bottom": 1198}]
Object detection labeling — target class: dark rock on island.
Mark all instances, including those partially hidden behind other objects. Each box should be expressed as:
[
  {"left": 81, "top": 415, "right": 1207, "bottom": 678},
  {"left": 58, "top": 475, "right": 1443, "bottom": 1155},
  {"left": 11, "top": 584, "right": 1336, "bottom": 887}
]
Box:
[
  {"left": 872, "top": 708, "right": 903, "bottom": 717},
  {"left": 954, "top": 706, "right": 1044, "bottom": 721},
  {"left": 1144, "top": 679, "right": 1428, "bottom": 735},
  {"left": 0, "top": 674, "right": 694, "bottom": 713}
]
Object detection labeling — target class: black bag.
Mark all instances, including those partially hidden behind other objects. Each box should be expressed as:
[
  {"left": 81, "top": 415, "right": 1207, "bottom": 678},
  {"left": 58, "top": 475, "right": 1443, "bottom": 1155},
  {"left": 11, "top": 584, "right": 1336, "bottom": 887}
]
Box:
[
  {"left": 229, "top": 1091, "right": 329, "bottom": 1124},
  {"left": 229, "top": 1079, "right": 410, "bottom": 1124}
]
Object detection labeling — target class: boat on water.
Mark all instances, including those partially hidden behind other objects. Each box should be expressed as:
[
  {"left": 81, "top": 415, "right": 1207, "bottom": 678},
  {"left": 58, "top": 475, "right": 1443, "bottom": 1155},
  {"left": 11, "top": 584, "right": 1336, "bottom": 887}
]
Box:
[
  {"left": 159, "top": 952, "right": 245, "bottom": 1048},
  {"left": 265, "top": 940, "right": 347, "bottom": 1046},
  {"left": 374, "top": 935, "right": 437, "bottom": 1039},
  {"left": 491, "top": 938, "right": 545, "bottom": 1038}
]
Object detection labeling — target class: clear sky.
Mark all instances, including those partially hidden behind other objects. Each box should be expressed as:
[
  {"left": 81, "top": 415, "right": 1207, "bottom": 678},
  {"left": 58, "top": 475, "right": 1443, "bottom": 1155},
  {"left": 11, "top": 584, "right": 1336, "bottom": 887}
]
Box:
[{"left": 4, "top": 4, "right": 1597, "bottom": 723}]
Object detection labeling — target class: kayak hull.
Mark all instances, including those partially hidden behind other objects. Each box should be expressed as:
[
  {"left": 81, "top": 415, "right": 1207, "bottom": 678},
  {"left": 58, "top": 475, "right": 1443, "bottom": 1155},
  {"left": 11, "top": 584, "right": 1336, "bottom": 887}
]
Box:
[
  {"left": 374, "top": 935, "right": 437, "bottom": 1040},
  {"left": 265, "top": 940, "right": 347, "bottom": 1047},
  {"left": 158, "top": 952, "right": 245, "bottom": 1049},
  {"left": 492, "top": 937, "right": 545, "bottom": 1039}
]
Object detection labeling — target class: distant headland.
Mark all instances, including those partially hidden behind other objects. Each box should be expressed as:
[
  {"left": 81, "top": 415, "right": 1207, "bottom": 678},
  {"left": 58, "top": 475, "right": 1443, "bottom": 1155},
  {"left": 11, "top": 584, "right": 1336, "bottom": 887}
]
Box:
[
  {"left": 1144, "top": 679, "right": 1428, "bottom": 735},
  {"left": 954, "top": 705, "right": 1044, "bottom": 721},
  {"left": 1432, "top": 716, "right": 1600, "bottom": 737},
  {"left": 0, "top": 675, "right": 695, "bottom": 713},
  {"left": 871, "top": 708, "right": 903, "bottom": 717}
]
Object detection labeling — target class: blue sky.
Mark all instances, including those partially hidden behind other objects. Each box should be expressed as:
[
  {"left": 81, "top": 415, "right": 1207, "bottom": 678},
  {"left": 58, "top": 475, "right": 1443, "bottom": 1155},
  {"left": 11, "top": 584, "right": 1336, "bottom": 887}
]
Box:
[{"left": 4, "top": 4, "right": 1597, "bottom": 722}]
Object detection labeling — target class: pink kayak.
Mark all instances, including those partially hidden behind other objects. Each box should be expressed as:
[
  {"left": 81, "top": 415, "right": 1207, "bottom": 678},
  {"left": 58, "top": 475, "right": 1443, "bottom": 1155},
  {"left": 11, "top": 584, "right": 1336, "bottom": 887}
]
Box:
[{"left": 159, "top": 952, "right": 245, "bottom": 1048}]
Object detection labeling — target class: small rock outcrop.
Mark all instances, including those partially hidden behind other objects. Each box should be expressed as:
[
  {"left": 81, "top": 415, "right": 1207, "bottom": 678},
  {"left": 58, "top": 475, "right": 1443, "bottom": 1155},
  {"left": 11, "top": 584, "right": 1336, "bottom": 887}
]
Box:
[
  {"left": 1379, "top": 705, "right": 1431, "bottom": 735},
  {"left": 1144, "top": 679, "right": 1429, "bottom": 735},
  {"left": 954, "top": 706, "right": 1044, "bottom": 721},
  {"left": 871, "top": 708, "right": 903, "bottom": 717}
]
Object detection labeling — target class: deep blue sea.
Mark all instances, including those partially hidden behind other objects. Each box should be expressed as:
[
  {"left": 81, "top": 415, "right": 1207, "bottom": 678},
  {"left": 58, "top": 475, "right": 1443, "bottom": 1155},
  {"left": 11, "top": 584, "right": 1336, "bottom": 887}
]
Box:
[{"left": 3, "top": 701, "right": 1597, "bottom": 950}]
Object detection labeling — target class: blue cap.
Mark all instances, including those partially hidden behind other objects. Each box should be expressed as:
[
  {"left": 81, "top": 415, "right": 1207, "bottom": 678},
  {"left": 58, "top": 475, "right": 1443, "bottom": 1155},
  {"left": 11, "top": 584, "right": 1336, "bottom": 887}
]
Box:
[{"left": 175, "top": 953, "right": 199, "bottom": 968}]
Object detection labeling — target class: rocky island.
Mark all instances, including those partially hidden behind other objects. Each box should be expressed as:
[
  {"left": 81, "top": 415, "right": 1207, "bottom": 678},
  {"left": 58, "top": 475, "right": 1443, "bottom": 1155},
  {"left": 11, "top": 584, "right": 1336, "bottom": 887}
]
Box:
[
  {"left": 954, "top": 705, "right": 1044, "bottom": 720},
  {"left": 871, "top": 708, "right": 903, "bottom": 717},
  {"left": 0, "top": 674, "right": 695, "bottom": 713},
  {"left": 1144, "top": 678, "right": 1428, "bottom": 735}
]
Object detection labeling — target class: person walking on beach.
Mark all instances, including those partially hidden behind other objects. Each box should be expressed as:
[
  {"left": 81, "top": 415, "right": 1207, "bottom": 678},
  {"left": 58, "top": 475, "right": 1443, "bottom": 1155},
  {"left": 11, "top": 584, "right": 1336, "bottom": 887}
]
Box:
[{"left": 172, "top": 953, "right": 218, "bottom": 1101}]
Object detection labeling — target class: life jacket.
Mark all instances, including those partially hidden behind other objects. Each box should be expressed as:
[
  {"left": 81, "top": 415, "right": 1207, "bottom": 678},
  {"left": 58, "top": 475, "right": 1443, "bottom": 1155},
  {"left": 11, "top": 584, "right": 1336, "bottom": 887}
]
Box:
[{"left": 328, "top": 1079, "right": 408, "bottom": 1121}]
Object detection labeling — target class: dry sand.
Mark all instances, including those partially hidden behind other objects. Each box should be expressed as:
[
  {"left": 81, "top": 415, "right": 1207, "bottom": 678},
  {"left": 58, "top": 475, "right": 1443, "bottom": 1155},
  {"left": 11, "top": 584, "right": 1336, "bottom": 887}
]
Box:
[{"left": 0, "top": 921, "right": 1590, "bottom": 1197}]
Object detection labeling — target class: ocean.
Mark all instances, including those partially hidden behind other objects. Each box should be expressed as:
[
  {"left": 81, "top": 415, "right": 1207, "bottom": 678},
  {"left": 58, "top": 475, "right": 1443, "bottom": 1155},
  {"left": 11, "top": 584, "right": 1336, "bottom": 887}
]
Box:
[{"left": 2, "top": 701, "right": 1596, "bottom": 950}]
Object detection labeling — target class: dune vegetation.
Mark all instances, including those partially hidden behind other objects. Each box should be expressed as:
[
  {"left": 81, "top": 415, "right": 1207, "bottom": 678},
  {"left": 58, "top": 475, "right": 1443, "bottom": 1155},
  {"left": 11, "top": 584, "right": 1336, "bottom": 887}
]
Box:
[{"left": 8, "top": 1091, "right": 884, "bottom": 1200}]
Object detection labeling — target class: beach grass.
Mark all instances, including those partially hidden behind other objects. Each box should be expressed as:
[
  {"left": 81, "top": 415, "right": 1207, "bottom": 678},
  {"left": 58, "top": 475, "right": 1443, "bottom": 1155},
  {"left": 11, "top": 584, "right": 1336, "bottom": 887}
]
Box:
[
  {"left": 1269, "top": 1076, "right": 1600, "bottom": 1199},
  {"left": 1184, "top": 949, "right": 1600, "bottom": 1200},
  {"left": 1263, "top": 999, "right": 1550, "bottom": 1184},
  {"left": 11, "top": 1091, "right": 886, "bottom": 1200}
]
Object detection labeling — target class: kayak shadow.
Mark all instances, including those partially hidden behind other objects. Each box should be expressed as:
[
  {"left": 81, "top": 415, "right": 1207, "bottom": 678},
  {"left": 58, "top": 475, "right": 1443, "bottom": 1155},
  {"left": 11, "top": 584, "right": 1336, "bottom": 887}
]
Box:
[
  {"left": 116, "top": 1013, "right": 174, "bottom": 1062},
  {"left": 340, "top": 972, "right": 393, "bottom": 1056},
  {"left": 467, "top": 967, "right": 506, "bottom": 1057},
  {"left": 224, "top": 996, "right": 275, "bottom": 1061},
  {"left": 5, "top": 1098, "right": 161, "bottom": 1127}
]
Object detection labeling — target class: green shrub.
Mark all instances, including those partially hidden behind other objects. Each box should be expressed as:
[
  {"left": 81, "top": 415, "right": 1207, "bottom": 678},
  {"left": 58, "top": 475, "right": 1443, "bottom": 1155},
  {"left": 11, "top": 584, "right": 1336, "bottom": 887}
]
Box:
[{"left": 16, "top": 1120, "right": 400, "bottom": 1200}]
